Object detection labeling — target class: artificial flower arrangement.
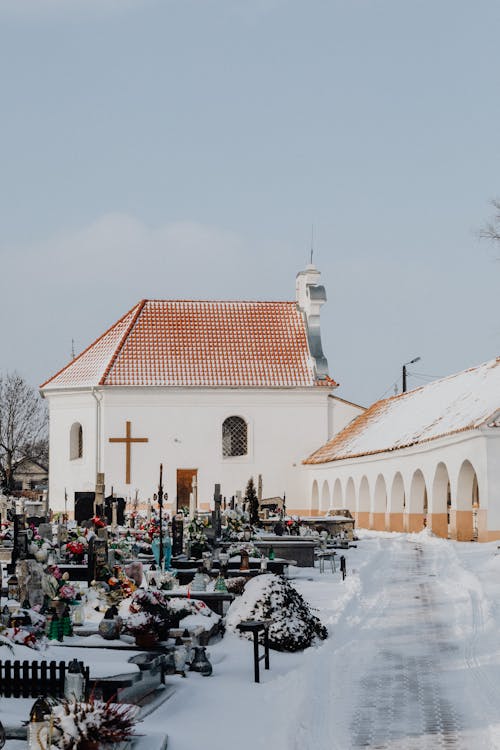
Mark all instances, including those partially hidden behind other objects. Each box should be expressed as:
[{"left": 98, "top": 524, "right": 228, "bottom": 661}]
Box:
[
  {"left": 186, "top": 516, "right": 210, "bottom": 557},
  {"left": 28, "top": 524, "right": 52, "bottom": 550},
  {"left": 57, "top": 583, "right": 78, "bottom": 603},
  {"left": 66, "top": 536, "right": 88, "bottom": 561},
  {"left": 49, "top": 697, "right": 138, "bottom": 749},
  {"left": 108, "top": 538, "right": 132, "bottom": 560},
  {"left": 91, "top": 564, "right": 136, "bottom": 607}
]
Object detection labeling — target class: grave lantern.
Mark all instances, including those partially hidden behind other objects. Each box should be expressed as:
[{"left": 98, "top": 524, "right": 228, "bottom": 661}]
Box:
[
  {"left": 64, "top": 658, "right": 86, "bottom": 701},
  {"left": 239, "top": 549, "right": 250, "bottom": 571},
  {"left": 7, "top": 574, "right": 19, "bottom": 601},
  {"left": 71, "top": 593, "right": 85, "bottom": 626},
  {"left": 28, "top": 696, "right": 52, "bottom": 750},
  {"left": 1, "top": 605, "right": 10, "bottom": 627},
  {"left": 243, "top": 526, "right": 252, "bottom": 542}
]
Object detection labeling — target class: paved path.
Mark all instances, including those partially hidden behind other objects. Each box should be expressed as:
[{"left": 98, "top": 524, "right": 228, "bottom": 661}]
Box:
[{"left": 332, "top": 538, "right": 500, "bottom": 749}]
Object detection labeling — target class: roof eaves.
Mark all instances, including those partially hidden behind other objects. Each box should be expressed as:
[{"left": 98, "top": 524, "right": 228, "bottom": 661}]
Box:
[{"left": 303, "top": 423, "right": 479, "bottom": 465}]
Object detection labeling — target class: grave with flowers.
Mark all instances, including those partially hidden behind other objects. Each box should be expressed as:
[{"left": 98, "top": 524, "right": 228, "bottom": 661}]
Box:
[{"left": 0, "top": 476, "right": 345, "bottom": 750}]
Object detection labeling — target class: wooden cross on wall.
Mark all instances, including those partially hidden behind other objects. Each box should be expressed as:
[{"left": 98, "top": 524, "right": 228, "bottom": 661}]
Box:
[{"left": 109, "top": 421, "right": 148, "bottom": 484}]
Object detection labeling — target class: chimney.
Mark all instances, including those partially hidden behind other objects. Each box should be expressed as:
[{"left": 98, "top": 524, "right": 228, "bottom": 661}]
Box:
[{"left": 295, "top": 264, "right": 329, "bottom": 380}]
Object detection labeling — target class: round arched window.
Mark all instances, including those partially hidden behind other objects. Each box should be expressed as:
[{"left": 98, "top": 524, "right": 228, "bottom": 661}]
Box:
[
  {"left": 70, "top": 423, "right": 83, "bottom": 460},
  {"left": 222, "top": 416, "right": 247, "bottom": 457}
]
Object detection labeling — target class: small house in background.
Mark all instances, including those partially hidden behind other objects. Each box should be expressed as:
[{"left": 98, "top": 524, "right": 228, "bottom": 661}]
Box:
[{"left": 12, "top": 458, "right": 48, "bottom": 493}]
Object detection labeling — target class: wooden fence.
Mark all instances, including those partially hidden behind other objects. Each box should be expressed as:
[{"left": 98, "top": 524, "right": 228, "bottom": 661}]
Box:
[{"left": 0, "top": 659, "right": 90, "bottom": 699}]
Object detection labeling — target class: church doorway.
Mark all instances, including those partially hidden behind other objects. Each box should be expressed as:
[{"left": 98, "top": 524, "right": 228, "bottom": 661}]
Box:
[{"left": 176, "top": 469, "right": 197, "bottom": 512}]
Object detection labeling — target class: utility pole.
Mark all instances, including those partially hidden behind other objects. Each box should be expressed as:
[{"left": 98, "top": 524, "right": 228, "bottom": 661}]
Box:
[{"left": 402, "top": 356, "right": 421, "bottom": 393}]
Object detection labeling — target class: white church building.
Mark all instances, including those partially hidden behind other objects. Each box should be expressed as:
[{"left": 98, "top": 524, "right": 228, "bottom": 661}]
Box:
[
  {"left": 41, "top": 265, "right": 363, "bottom": 515},
  {"left": 304, "top": 358, "right": 500, "bottom": 542}
]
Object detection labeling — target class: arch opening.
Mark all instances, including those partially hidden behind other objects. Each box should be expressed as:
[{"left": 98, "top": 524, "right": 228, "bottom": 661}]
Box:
[
  {"left": 429, "top": 463, "right": 451, "bottom": 538},
  {"left": 453, "top": 460, "right": 481, "bottom": 541},
  {"left": 320, "top": 481, "right": 330, "bottom": 514},
  {"left": 70, "top": 423, "right": 83, "bottom": 460},
  {"left": 407, "top": 469, "right": 427, "bottom": 533}
]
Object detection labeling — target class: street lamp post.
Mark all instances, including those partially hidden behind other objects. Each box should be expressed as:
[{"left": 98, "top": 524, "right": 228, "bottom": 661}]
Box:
[{"left": 402, "top": 357, "right": 421, "bottom": 393}]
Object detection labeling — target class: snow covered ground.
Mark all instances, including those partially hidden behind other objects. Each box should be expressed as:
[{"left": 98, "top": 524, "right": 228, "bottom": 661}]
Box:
[
  {"left": 147, "top": 532, "right": 500, "bottom": 750},
  {"left": 7, "top": 531, "right": 500, "bottom": 748}
]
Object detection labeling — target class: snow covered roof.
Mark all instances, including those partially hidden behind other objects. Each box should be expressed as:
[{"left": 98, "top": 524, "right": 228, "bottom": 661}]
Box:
[
  {"left": 304, "top": 357, "right": 500, "bottom": 464},
  {"left": 41, "top": 299, "right": 337, "bottom": 390}
]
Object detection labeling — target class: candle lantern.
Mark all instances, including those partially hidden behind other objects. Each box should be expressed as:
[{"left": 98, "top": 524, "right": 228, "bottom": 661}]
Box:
[
  {"left": 243, "top": 526, "right": 252, "bottom": 542},
  {"left": 64, "top": 658, "right": 86, "bottom": 701},
  {"left": 7, "top": 574, "right": 19, "bottom": 601},
  {"left": 260, "top": 556, "right": 268, "bottom": 572},
  {"left": 214, "top": 572, "right": 228, "bottom": 593},
  {"left": 191, "top": 568, "right": 207, "bottom": 592},
  {"left": 239, "top": 550, "right": 250, "bottom": 572},
  {"left": 173, "top": 637, "right": 188, "bottom": 676},
  {"left": 28, "top": 696, "right": 52, "bottom": 750},
  {"left": 189, "top": 646, "right": 213, "bottom": 676},
  {"left": 1, "top": 605, "right": 10, "bottom": 627},
  {"left": 71, "top": 594, "right": 85, "bottom": 626}
]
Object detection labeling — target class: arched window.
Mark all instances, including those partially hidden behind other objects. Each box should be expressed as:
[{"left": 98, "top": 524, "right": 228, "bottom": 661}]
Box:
[
  {"left": 222, "top": 416, "right": 247, "bottom": 457},
  {"left": 70, "top": 422, "right": 83, "bottom": 460}
]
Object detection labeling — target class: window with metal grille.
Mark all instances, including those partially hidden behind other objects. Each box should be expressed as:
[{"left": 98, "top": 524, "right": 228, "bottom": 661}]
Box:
[{"left": 222, "top": 416, "right": 248, "bottom": 457}]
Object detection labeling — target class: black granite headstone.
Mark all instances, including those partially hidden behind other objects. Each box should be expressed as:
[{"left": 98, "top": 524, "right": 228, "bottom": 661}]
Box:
[
  {"left": 88, "top": 537, "right": 108, "bottom": 584},
  {"left": 172, "top": 516, "right": 184, "bottom": 556},
  {"left": 75, "top": 492, "right": 95, "bottom": 523}
]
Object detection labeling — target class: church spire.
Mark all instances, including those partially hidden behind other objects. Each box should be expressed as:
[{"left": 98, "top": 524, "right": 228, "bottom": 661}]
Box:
[{"left": 295, "top": 262, "right": 329, "bottom": 381}]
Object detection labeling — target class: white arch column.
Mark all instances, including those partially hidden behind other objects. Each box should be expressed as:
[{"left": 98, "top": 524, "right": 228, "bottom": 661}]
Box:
[
  {"left": 357, "top": 477, "right": 370, "bottom": 529},
  {"left": 388, "top": 473, "right": 405, "bottom": 532},
  {"left": 371, "top": 475, "right": 387, "bottom": 531}
]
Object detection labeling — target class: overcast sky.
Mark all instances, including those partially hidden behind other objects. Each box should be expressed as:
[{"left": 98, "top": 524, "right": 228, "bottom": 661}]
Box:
[{"left": 1, "top": 0, "right": 499, "bottom": 406}]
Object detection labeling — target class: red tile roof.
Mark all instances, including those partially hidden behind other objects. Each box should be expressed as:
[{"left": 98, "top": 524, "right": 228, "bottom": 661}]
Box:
[{"left": 41, "top": 299, "right": 337, "bottom": 389}]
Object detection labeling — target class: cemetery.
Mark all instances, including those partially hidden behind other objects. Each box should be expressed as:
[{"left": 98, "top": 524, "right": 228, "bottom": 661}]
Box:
[{"left": 0, "top": 473, "right": 354, "bottom": 750}]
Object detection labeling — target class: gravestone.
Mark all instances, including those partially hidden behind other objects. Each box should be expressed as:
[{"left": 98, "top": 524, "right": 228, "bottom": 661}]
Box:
[
  {"left": 104, "top": 496, "right": 125, "bottom": 526},
  {"left": 97, "top": 527, "right": 109, "bottom": 541},
  {"left": 212, "top": 485, "right": 222, "bottom": 539},
  {"left": 57, "top": 525, "right": 68, "bottom": 548},
  {"left": 38, "top": 523, "right": 53, "bottom": 542},
  {"left": 172, "top": 516, "right": 184, "bottom": 556},
  {"left": 75, "top": 492, "right": 95, "bottom": 523},
  {"left": 88, "top": 537, "right": 108, "bottom": 584}
]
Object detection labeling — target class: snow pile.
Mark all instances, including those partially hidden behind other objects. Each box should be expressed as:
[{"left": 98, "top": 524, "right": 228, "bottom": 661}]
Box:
[{"left": 226, "top": 574, "right": 327, "bottom": 652}]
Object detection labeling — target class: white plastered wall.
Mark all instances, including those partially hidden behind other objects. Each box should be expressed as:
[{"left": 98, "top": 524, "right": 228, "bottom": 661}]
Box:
[{"left": 45, "top": 386, "right": 339, "bottom": 513}]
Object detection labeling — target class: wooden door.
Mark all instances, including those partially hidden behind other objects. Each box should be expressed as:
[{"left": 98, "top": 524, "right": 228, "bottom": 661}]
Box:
[{"left": 176, "top": 469, "right": 197, "bottom": 512}]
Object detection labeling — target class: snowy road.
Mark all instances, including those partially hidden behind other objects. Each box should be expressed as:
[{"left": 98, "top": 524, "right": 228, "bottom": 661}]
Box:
[
  {"left": 290, "top": 534, "right": 500, "bottom": 750},
  {"left": 157, "top": 533, "right": 500, "bottom": 750}
]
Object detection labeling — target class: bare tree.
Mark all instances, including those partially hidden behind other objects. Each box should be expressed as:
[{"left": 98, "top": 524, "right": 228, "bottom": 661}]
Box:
[
  {"left": 480, "top": 199, "right": 500, "bottom": 243},
  {"left": 0, "top": 372, "right": 48, "bottom": 492}
]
